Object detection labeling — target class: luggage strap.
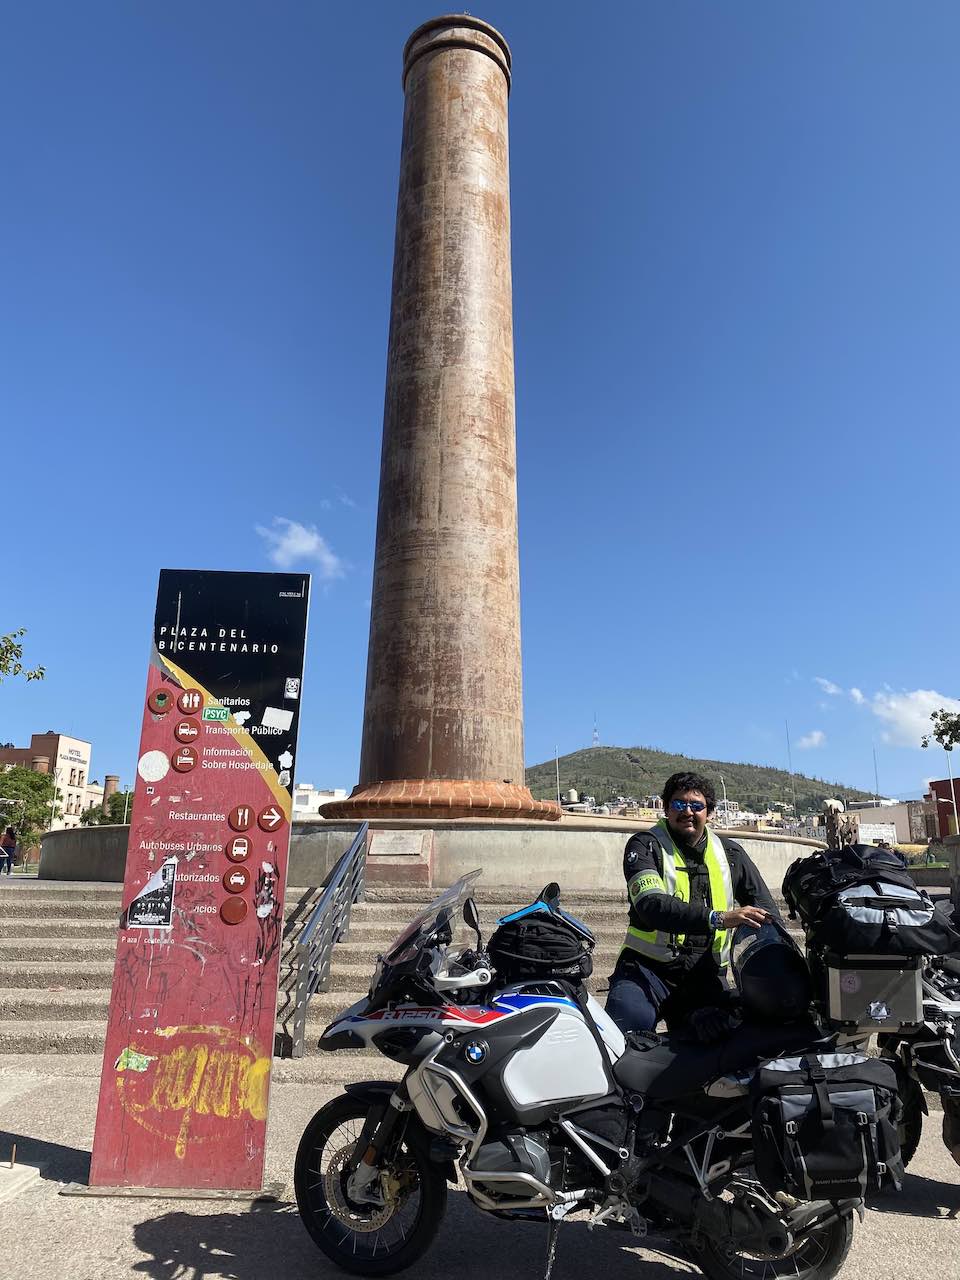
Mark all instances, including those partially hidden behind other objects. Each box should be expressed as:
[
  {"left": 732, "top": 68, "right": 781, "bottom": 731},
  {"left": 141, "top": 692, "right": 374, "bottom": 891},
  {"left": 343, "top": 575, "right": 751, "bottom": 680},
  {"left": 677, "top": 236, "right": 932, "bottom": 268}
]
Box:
[{"left": 801, "top": 1057, "right": 836, "bottom": 1130}]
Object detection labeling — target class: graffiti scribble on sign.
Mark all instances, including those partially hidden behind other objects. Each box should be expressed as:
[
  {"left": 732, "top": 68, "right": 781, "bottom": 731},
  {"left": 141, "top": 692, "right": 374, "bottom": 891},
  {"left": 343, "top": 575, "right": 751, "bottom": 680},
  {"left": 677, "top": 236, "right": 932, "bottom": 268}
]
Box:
[{"left": 116, "top": 1025, "right": 271, "bottom": 1159}]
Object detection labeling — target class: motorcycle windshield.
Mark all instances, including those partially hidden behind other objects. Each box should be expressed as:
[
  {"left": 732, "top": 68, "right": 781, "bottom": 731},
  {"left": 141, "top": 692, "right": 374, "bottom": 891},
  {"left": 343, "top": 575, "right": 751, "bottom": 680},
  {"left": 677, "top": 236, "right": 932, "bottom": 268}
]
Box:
[{"left": 382, "top": 869, "right": 483, "bottom": 968}]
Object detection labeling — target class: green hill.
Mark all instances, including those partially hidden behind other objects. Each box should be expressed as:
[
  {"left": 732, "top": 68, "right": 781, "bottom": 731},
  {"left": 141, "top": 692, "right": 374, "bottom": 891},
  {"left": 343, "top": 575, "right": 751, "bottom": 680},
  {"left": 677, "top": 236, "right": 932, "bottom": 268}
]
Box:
[{"left": 525, "top": 745, "right": 875, "bottom": 816}]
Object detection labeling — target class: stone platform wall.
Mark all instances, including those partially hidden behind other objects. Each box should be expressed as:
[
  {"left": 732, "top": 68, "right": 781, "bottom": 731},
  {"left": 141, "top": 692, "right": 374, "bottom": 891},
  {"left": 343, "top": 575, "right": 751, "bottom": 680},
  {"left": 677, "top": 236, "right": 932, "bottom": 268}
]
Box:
[{"left": 39, "top": 816, "right": 828, "bottom": 895}]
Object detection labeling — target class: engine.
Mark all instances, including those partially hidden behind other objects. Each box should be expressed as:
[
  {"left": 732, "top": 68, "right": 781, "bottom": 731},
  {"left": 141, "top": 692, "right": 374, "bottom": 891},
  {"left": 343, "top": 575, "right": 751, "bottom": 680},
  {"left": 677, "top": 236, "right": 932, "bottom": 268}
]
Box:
[
  {"left": 468, "top": 1129, "right": 555, "bottom": 1202},
  {"left": 467, "top": 1110, "right": 623, "bottom": 1207}
]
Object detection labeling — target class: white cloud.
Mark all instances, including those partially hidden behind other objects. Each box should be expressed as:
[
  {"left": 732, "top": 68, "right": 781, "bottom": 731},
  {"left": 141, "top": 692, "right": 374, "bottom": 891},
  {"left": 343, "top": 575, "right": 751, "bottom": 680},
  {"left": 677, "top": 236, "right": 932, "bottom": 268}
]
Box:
[
  {"left": 254, "top": 517, "right": 346, "bottom": 578},
  {"left": 338, "top": 492, "right": 357, "bottom": 509},
  {"left": 814, "top": 677, "right": 842, "bottom": 696},
  {"left": 798, "top": 729, "right": 826, "bottom": 749},
  {"left": 870, "top": 688, "right": 960, "bottom": 747},
  {"left": 850, "top": 687, "right": 865, "bottom": 705}
]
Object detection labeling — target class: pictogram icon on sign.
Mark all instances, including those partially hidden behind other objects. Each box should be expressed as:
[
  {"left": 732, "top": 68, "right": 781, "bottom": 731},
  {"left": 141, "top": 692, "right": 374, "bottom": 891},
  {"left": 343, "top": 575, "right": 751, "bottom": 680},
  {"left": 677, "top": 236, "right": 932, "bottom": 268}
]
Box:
[
  {"left": 171, "top": 746, "right": 198, "bottom": 773},
  {"left": 147, "top": 689, "right": 173, "bottom": 715},
  {"left": 174, "top": 719, "right": 200, "bottom": 744},
  {"left": 177, "top": 689, "right": 203, "bottom": 715},
  {"left": 258, "top": 805, "right": 284, "bottom": 832},
  {"left": 227, "top": 805, "right": 254, "bottom": 832},
  {"left": 220, "top": 897, "right": 248, "bottom": 925},
  {"left": 222, "top": 866, "right": 250, "bottom": 894},
  {"left": 225, "top": 837, "right": 250, "bottom": 863}
]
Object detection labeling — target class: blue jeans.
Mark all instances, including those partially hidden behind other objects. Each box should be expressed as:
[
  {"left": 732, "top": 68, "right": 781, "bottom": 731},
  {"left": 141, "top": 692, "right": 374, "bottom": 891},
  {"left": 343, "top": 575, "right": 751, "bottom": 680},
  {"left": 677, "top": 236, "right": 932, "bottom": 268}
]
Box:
[
  {"left": 605, "top": 954, "right": 726, "bottom": 1036},
  {"left": 605, "top": 961, "right": 672, "bottom": 1034}
]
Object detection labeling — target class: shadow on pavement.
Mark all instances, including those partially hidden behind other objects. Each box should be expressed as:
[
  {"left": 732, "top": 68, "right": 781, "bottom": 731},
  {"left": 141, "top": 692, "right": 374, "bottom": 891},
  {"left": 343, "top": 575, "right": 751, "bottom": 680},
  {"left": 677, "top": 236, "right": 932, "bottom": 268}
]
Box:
[
  {"left": 0, "top": 1128, "right": 90, "bottom": 1183},
  {"left": 128, "top": 1193, "right": 698, "bottom": 1280},
  {"left": 870, "top": 1170, "right": 960, "bottom": 1219}
]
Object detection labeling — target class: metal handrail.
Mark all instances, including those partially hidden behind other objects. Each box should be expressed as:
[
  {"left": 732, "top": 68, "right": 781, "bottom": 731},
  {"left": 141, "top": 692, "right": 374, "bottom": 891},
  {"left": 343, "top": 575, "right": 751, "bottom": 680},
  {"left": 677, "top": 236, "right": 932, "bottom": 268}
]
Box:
[{"left": 291, "top": 822, "right": 368, "bottom": 1059}]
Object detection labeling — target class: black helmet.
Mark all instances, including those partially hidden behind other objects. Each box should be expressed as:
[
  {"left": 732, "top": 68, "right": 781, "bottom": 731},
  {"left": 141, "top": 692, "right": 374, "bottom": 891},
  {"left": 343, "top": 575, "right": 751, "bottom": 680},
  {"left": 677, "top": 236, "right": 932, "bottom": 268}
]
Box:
[{"left": 731, "top": 920, "right": 812, "bottom": 1021}]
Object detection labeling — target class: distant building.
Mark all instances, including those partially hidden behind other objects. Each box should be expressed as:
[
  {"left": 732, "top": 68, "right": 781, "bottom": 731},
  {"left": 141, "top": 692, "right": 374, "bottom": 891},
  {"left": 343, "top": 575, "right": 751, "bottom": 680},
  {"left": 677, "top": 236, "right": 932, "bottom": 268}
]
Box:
[
  {"left": 928, "top": 779, "right": 960, "bottom": 839},
  {"left": 84, "top": 780, "right": 105, "bottom": 813},
  {"left": 293, "top": 784, "right": 347, "bottom": 819},
  {"left": 0, "top": 732, "right": 96, "bottom": 831},
  {"left": 850, "top": 800, "right": 934, "bottom": 844}
]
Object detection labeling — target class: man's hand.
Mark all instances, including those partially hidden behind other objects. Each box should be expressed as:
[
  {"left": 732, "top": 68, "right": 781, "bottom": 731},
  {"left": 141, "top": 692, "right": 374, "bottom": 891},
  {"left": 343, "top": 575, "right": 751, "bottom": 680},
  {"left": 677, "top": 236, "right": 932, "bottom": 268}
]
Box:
[{"left": 721, "top": 906, "right": 770, "bottom": 930}]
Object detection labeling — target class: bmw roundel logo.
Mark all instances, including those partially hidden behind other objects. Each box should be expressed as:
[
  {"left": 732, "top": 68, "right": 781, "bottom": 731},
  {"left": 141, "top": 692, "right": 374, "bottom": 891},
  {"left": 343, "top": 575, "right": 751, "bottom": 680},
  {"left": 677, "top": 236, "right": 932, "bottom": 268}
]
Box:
[{"left": 464, "top": 1040, "right": 487, "bottom": 1065}]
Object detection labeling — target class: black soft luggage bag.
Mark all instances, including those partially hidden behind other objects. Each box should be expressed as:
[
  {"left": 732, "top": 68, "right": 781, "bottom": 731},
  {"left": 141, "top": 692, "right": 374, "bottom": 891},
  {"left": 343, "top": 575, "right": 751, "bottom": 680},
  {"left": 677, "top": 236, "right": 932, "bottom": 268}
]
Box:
[
  {"left": 782, "top": 844, "right": 960, "bottom": 957},
  {"left": 488, "top": 915, "right": 594, "bottom": 985},
  {"left": 751, "top": 1051, "right": 903, "bottom": 1201}
]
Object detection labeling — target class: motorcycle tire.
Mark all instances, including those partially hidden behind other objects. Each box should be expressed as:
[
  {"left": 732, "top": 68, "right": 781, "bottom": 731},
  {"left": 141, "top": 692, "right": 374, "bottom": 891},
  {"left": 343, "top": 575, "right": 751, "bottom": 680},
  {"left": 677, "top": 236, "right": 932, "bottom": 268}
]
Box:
[
  {"left": 294, "top": 1092, "right": 447, "bottom": 1277},
  {"left": 897, "top": 1070, "right": 925, "bottom": 1168},
  {"left": 943, "top": 1093, "right": 960, "bottom": 1170},
  {"left": 690, "top": 1211, "right": 853, "bottom": 1280}
]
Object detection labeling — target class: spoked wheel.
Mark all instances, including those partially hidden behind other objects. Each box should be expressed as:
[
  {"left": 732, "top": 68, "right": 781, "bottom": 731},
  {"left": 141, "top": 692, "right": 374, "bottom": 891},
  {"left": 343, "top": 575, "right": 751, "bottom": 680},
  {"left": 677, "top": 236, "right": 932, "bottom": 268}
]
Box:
[
  {"left": 294, "top": 1093, "right": 447, "bottom": 1276},
  {"left": 691, "top": 1211, "right": 854, "bottom": 1280}
]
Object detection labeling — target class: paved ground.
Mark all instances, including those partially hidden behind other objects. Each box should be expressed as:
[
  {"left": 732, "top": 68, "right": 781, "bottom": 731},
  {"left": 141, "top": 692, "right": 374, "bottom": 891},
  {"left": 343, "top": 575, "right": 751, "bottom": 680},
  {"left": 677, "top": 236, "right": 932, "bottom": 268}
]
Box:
[{"left": 1, "top": 1058, "right": 958, "bottom": 1280}]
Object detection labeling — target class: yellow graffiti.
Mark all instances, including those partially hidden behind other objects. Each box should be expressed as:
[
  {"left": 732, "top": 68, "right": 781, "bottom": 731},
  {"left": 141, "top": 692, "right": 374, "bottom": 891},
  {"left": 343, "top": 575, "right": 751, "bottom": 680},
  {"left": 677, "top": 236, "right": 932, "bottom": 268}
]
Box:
[{"left": 115, "top": 1026, "right": 271, "bottom": 1159}]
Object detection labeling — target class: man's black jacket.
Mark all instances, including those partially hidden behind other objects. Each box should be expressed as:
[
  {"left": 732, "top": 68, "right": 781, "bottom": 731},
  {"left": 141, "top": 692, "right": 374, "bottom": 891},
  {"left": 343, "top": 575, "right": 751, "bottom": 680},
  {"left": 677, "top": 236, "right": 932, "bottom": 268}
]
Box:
[{"left": 621, "top": 826, "right": 780, "bottom": 978}]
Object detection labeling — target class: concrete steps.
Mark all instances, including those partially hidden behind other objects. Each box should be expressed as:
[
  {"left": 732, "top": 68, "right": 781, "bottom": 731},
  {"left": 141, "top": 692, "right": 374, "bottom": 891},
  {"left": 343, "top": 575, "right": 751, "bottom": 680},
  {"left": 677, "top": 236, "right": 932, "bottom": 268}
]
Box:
[
  {"left": 0, "top": 987, "right": 368, "bottom": 1023},
  {"left": 0, "top": 878, "right": 632, "bottom": 1076}
]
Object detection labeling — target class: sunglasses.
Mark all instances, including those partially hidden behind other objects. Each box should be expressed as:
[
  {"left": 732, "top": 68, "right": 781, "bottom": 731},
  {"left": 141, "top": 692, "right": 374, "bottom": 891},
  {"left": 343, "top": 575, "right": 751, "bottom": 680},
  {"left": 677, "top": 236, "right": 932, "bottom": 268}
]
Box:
[{"left": 670, "top": 799, "right": 706, "bottom": 813}]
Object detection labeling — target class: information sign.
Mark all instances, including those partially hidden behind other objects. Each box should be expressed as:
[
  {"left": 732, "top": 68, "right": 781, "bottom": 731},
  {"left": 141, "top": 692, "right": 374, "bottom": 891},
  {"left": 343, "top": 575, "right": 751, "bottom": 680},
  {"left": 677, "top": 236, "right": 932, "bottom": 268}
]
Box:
[{"left": 89, "top": 569, "right": 310, "bottom": 1190}]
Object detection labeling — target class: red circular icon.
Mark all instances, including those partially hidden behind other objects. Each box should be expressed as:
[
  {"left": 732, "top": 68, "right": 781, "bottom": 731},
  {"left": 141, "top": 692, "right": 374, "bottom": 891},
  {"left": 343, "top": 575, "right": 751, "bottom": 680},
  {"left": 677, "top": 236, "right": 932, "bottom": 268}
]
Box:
[
  {"left": 225, "top": 836, "right": 251, "bottom": 863},
  {"left": 257, "top": 804, "right": 286, "bottom": 833},
  {"left": 228, "top": 805, "right": 254, "bottom": 832},
  {"left": 147, "top": 689, "right": 173, "bottom": 715},
  {"left": 222, "top": 866, "right": 250, "bottom": 894},
  {"left": 220, "top": 897, "right": 248, "bottom": 925},
  {"left": 171, "top": 746, "right": 198, "bottom": 773},
  {"left": 174, "top": 719, "right": 200, "bottom": 744},
  {"left": 177, "top": 688, "right": 203, "bottom": 715}
]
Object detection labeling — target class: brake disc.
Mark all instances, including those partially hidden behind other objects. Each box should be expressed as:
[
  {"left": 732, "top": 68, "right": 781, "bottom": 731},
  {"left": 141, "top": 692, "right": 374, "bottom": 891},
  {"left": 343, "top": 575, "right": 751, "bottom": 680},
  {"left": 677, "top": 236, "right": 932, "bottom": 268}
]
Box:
[{"left": 324, "top": 1144, "right": 396, "bottom": 1232}]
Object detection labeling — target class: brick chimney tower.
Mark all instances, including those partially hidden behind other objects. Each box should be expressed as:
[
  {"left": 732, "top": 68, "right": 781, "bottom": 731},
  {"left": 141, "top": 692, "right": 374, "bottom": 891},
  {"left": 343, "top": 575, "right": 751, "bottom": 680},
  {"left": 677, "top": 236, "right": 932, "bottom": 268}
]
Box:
[
  {"left": 102, "top": 775, "right": 120, "bottom": 812},
  {"left": 325, "top": 16, "right": 557, "bottom": 821}
]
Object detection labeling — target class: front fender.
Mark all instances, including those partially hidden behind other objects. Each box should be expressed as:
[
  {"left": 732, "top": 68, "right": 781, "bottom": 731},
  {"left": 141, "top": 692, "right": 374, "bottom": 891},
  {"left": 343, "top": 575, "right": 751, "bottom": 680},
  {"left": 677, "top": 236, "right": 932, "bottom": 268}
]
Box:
[{"left": 344, "top": 1080, "right": 404, "bottom": 1103}]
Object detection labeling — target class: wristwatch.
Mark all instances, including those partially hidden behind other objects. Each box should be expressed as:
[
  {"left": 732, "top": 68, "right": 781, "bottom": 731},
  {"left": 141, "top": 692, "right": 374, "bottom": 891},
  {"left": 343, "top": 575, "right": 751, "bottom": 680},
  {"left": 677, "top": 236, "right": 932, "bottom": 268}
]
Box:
[{"left": 709, "top": 909, "right": 725, "bottom": 931}]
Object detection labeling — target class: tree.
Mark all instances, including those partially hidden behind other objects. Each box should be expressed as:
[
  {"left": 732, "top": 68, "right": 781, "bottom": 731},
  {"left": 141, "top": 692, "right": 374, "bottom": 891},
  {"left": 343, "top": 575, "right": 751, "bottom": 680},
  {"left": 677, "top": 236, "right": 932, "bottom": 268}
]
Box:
[
  {"left": 80, "top": 791, "right": 135, "bottom": 826},
  {"left": 0, "top": 630, "right": 45, "bottom": 683},
  {"left": 0, "top": 766, "right": 59, "bottom": 849},
  {"left": 921, "top": 708, "right": 960, "bottom": 752}
]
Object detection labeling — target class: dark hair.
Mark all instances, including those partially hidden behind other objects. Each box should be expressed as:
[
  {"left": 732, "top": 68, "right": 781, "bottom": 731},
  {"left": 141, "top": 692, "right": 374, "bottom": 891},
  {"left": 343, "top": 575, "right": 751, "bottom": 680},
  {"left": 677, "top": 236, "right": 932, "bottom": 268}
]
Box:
[{"left": 662, "top": 771, "right": 717, "bottom": 813}]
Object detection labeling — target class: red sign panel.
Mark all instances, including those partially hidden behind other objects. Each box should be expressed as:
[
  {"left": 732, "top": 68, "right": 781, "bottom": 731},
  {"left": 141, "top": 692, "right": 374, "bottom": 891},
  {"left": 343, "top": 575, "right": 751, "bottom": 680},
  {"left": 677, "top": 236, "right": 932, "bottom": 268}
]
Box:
[{"left": 89, "top": 569, "right": 310, "bottom": 1190}]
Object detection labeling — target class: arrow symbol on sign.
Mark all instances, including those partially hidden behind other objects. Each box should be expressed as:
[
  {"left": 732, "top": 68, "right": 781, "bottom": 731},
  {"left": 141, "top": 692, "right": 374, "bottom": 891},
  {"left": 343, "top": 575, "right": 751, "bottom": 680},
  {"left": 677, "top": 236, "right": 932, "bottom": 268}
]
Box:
[{"left": 260, "top": 806, "right": 282, "bottom": 830}]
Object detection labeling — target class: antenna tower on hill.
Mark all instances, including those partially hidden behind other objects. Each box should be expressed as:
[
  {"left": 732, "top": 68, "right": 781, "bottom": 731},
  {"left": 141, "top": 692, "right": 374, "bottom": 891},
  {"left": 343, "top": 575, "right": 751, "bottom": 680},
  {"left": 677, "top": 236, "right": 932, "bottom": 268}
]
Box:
[{"left": 592, "top": 714, "right": 600, "bottom": 749}]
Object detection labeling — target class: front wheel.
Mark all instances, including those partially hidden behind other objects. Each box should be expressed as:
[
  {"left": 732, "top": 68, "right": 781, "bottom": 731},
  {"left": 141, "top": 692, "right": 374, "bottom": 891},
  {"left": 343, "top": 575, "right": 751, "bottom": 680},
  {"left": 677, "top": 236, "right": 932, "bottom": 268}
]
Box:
[
  {"left": 294, "top": 1092, "right": 447, "bottom": 1276},
  {"left": 691, "top": 1211, "right": 854, "bottom": 1280}
]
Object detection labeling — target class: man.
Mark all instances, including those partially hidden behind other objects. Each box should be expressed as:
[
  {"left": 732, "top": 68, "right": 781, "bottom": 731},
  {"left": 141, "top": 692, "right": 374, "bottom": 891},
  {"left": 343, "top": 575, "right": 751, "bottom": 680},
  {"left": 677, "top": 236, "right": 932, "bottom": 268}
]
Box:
[{"left": 605, "top": 771, "right": 779, "bottom": 1035}]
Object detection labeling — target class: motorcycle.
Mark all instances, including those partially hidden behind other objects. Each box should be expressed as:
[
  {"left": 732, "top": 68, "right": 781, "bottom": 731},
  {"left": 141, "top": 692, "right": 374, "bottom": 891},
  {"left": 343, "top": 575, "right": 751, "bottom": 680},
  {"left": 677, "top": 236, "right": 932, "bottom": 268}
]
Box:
[
  {"left": 876, "top": 955, "right": 960, "bottom": 1169},
  {"left": 295, "top": 873, "right": 860, "bottom": 1280}
]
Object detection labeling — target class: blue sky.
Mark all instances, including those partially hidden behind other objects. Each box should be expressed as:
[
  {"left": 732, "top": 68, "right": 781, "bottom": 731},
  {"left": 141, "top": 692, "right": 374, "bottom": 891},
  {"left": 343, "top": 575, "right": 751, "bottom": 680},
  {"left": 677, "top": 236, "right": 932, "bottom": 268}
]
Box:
[{"left": 3, "top": 2, "right": 959, "bottom": 803}]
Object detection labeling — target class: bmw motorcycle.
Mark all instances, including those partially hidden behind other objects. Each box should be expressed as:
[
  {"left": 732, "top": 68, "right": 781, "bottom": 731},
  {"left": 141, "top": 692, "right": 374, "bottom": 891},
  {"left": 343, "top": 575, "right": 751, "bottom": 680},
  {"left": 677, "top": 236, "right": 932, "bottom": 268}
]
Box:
[
  {"left": 876, "top": 955, "right": 960, "bottom": 1169},
  {"left": 295, "top": 873, "right": 859, "bottom": 1280}
]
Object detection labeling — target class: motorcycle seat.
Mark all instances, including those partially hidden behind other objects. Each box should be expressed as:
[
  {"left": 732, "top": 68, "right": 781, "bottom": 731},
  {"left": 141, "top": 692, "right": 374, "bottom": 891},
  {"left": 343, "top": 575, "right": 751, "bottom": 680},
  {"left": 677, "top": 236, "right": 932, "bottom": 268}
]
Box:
[{"left": 612, "top": 1019, "right": 823, "bottom": 1100}]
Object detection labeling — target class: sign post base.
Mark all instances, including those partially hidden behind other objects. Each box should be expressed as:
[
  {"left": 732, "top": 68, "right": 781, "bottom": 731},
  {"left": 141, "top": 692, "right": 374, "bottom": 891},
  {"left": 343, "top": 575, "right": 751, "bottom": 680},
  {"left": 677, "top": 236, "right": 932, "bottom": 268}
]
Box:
[{"left": 59, "top": 1180, "right": 285, "bottom": 1202}]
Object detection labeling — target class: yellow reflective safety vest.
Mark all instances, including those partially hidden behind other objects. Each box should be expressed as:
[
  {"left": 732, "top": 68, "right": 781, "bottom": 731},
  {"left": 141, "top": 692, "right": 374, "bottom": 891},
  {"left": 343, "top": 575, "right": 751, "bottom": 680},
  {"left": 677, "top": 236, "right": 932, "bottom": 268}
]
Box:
[{"left": 621, "top": 820, "right": 734, "bottom": 968}]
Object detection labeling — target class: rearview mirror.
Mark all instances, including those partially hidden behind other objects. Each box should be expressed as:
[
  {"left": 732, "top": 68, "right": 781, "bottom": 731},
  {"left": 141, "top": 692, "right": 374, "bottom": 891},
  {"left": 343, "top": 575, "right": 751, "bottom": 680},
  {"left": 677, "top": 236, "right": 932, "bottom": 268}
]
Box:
[
  {"left": 463, "top": 896, "right": 482, "bottom": 949},
  {"left": 539, "top": 882, "right": 561, "bottom": 910}
]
